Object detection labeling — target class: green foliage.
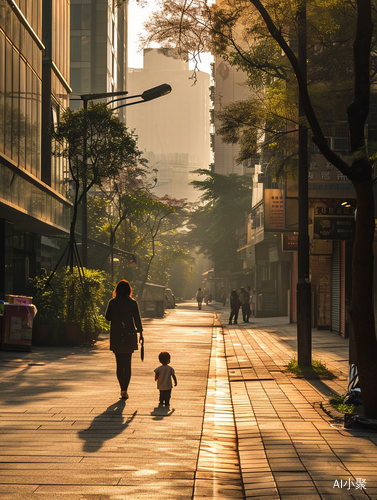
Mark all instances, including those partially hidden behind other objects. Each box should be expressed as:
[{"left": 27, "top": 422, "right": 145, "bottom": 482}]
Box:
[
  {"left": 52, "top": 103, "right": 144, "bottom": 192},
  {"left": 143, "top": 0, "right": 377, "bottom": 171},
  {"left": 60, "top": 267, "right": 107, "bottom": 334},
  {"left": 51, "top": 102, "right": 146, "bottom": 255},
  {"left": 26, "top": 271, "right": 62, "bottom": 326},
  {"left": 148, "top": 245, "right": 196, "bottom": 285},
  {"left": 286, "top": 359, "right": 336, "bottom": 380},
  {"left": 329, "top": 394, "right": 356, "bottom": 415},
  {"left": 187, "top": 170, "right": 252, "bottom": 273}
]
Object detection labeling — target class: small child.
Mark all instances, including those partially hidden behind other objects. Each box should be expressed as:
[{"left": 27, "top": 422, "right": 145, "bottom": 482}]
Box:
[{"left": 154, "top": 351, "right": 177, "bottom": 407}]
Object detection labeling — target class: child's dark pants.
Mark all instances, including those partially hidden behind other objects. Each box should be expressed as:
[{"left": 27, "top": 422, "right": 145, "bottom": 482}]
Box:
[{"left": 159, "top": 389, "right": 172, "bottom": 406}]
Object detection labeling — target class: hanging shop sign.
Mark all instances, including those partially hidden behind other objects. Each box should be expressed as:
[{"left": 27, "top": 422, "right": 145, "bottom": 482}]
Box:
[{"left": 313, "top": 206, "right": 355, "bottom": 240}]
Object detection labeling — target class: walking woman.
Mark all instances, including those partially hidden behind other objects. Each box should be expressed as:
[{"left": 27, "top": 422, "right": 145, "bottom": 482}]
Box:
[
  {"left": 105, "top": 280, "right": 144, "bottom": 399},
  {"left": 229, "top": 289, "right": 241, "bottom": 325}
]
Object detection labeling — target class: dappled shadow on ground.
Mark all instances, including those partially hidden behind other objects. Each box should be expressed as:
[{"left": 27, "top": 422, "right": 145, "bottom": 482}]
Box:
[
  {"left": 0, "top": 345, "right": 113, "bottom": 406},
  {"left": 78, "top": 400, "right": 137, "bottom": 452}
]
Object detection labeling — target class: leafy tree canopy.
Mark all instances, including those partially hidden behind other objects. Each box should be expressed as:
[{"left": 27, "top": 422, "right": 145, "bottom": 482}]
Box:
[
  {"left": 143, "top": 0, "right": 377, "bottom": 176},
  {"left": 186, "top": 170, "right": 252, "bottom": 273},
  {"left": 52, "top": 103, "right": 146, "bottom": 199}
]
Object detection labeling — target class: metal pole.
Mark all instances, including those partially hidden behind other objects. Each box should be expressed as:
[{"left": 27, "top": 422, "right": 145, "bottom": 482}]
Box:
[
  {"left": 82, "top": 99, "right": 88, "bottom": 268},
  {"left": 297, "top": 0, "right": 312, "bottom": 367}
]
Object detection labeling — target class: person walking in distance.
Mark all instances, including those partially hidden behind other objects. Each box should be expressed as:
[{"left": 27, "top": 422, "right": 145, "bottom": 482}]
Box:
[
  {"left": 196, "top": 287, "right": 204, "bottom": 310},
  {"left": 246, "top": 286, "right": 252, "bottom": 321},
  {"left": 229, "top": 289, "right": 242, "bottom": 325},
  {"left": 240, "top": 286, "right": 250, "bottom": 323},
  {"left": 154, "top": 352, "right": 177, "bottom": 407},
  {"left": 105, "top": 280, "right": 144, "bottom": 400},
  {"left": 250, "top": 289, "right": 255, "bottom": 317}
]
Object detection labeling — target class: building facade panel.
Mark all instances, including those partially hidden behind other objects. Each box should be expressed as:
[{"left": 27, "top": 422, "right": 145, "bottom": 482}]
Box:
[
  {"left": 0, "top": 0, "right": 71, "bottom": 297},
  {"left": 70, "top": 0, "right": 127, "bottom": 102}
]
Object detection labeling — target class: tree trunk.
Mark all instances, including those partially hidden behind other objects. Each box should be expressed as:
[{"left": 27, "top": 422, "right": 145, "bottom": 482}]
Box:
[{"left": 351, "top": 179, "right": 377, "bottom": 418}]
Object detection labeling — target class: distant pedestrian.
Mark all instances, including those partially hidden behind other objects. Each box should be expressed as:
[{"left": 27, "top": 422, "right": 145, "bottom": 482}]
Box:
[
  {"left": 240, "top": 287, "right": 250, "bottom": 322},
  {"left": 105, "top": 280, "right": 144, "bottom": 400},
  {"left": 154, "top": 351, "right": 177, "bottom": 407},
  {"left": 247, "top": 287, "right": 253, "bottom": 320},
  {"left": 229, "top": 289, "right": 241, "bottom": 325},
  {"left": 250, "top": 290, "right": 255, "bottom": 317},
  {"left": 221, "top": 291, "right": 227, "bottom": 306},
  {"left": 196, "top": 287, "right": 204, "bottom": 310}
]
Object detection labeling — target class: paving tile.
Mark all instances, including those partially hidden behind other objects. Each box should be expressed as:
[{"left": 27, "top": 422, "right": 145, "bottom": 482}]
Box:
[{"left": 3, "top": 306, "right": 377, "bottom": 498}]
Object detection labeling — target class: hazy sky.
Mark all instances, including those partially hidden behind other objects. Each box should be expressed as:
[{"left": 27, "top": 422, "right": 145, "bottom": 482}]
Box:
[{"left": 127, "top": 0, "right": 212, "bottom": 73}]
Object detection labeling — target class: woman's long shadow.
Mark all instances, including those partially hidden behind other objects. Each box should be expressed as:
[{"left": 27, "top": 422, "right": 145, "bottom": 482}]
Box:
[{"left": 78, "top": 399, "right": 137, "bottom": 452}]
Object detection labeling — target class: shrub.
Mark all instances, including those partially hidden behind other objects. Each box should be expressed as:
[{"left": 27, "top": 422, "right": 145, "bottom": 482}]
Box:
[{"left": 61, "top": 267, "right": 107, "bottom": 334}]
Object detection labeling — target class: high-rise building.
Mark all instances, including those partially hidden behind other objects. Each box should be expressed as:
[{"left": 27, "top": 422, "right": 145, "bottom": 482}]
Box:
[
  {"left": 69, "top": 0, "right": 128, "bottom": 117},
  {"left": 0, "top": 1, "right": 71, "bottom": 297},
  {"left": 126, "top": 48, "right": 211, "bottom": 202}
]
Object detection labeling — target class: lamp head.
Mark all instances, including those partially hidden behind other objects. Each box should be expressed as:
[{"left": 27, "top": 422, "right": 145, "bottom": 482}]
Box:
[{"left": 141, "top": 84, "right": 172, "bottom": 102}]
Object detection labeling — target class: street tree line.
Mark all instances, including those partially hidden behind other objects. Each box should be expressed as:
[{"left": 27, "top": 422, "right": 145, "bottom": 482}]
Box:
[
  {"left": 142, "top": 0, "right": 377, "bottom": 417},
  {"left": 51, "top": 103, "right": 246, "bottom": 303}
]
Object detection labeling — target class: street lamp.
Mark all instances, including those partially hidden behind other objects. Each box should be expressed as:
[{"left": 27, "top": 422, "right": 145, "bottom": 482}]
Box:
[
  {"left": 108, "top": 84, "right": 172, "bottom": 109},
  {"left": 78, "top": 84, "right": 172, "bottom": 267}
]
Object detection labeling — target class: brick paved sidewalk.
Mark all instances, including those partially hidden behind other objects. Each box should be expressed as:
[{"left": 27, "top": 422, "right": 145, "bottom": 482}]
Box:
[
  {"left": 0, "top": 304, "right": 219, "bottom": 499},
  {"left": 1, "top": 301, "right": 377, "bottom": 499},
  {"left": 212, "top": 303, "right": 377, "bottom": 500}
]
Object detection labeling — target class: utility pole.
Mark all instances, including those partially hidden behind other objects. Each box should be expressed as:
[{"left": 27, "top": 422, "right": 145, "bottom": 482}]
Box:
[{"left": 297, "top": 0, "right": 312, "bottom": 367}]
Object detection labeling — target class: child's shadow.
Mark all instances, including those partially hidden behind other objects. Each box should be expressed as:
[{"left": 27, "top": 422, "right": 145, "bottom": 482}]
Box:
[
  {"left": 150, "top": 406, "right": 175, "bottom": 420},
  {"left": 78, "top": 400, "right": 137, "bottom": 452}
]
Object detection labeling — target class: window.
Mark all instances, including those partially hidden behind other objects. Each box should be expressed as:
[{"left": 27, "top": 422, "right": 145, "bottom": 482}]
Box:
[
  {"left": 70, "top": 36, "right": 81, "bottom": 61},
  {"left": 70, "top": 5, "right": 82, "bottom": 29}
]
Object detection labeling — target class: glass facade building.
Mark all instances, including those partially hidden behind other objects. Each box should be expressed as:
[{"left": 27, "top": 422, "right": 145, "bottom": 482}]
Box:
[
  {"left": 69, "top": 0, "right": 128, "bottom": 115},
  {"left": 0, "top": 0, "right": 71, "bottom": 298}
]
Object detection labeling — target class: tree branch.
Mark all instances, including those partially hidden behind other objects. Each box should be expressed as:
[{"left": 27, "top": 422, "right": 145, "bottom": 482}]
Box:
[
  {"left": 347, "top": 0, "right": 373, "bottom": 158},
  {"left": 249, "top": 0, "right": 351, "bottom": 177}
]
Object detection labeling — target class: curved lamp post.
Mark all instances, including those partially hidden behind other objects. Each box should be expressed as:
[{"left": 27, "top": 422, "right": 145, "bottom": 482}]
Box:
[{"left": 79, "top": 84, "right": 172, "bottom": 267}]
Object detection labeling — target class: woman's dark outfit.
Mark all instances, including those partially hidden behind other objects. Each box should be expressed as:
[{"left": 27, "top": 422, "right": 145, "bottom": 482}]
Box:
[
  {"left": 229, "top": 292, "right": 241, "bottom": 324},
  {"left": 105, "top": 296, "right": 143, "bottom": 393}
]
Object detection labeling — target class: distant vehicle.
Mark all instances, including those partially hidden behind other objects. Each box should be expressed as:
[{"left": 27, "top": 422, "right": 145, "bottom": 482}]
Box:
[
  {"left": 165, "top": 288, "right": 176, "bottom": 309},
  {"left": 140, "top": 283, "right": 166, "bottom": 317}
]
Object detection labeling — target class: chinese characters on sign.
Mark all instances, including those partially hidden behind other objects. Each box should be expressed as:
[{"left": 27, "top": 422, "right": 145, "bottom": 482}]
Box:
[
  {"left": 270, "top": 195, "right": 284, "bottom": 228},
  {"left": 313, "top": 206, "right": 356, "bottom": 240},
  {"left": 282, "top": 234, "right": 298, "bottom": 251},
  {"left": 264, "top": 189, "right": 284, "bottom": 231},
  {"left": 315, "top": 206, "right": 355, "bottom": 216},
  {"left": 309, "top": 161, "right": 348, "bottom": 182}
]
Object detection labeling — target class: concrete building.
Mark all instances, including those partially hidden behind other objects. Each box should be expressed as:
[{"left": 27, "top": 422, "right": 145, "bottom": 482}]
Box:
[
  {"left": 126, "top": 48, "right": 212, "bottom": 203},
  {"left": 213, "top": 57, "right": 253, "bottom": 175},
  {"left": 0, "top": 0, "right": 71, "bottom": 298}
]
